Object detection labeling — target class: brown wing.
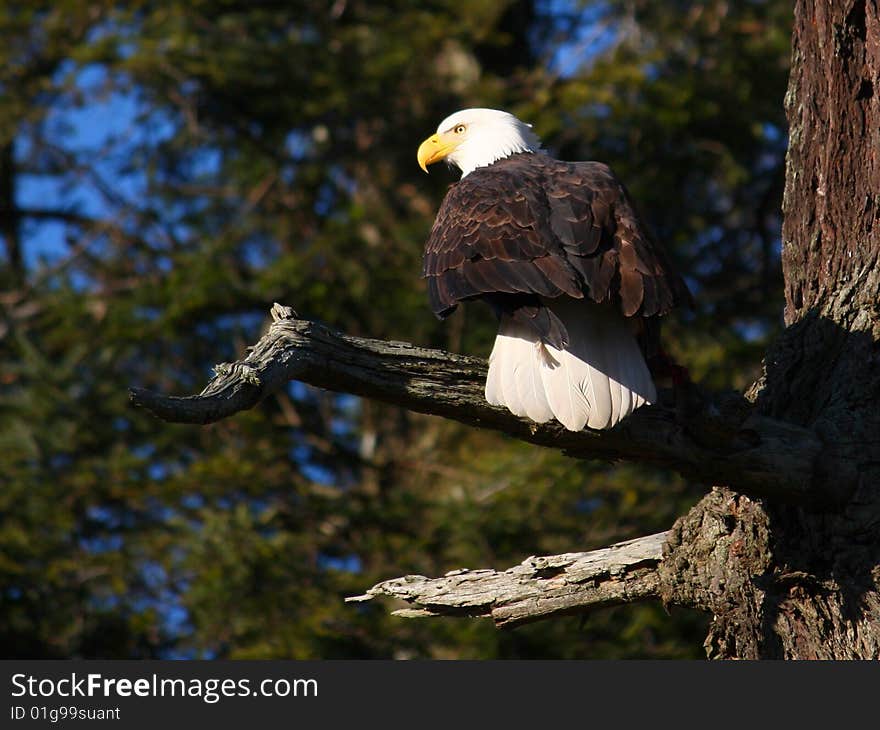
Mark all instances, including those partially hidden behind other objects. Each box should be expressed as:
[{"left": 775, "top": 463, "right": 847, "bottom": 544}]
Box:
[
  {"left": 422, "top": 153, "right": 690, "bottom": 343},
  {"left": 543, "top": 158, "right": 691, "bottom": 317}
]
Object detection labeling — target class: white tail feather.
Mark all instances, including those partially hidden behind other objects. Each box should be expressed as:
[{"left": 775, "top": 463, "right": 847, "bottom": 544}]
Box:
[
  {"left": 485, "top": 300, "right": 656, "bottom": 431},
  {"left": 515, "top": 341, "right": 555, "bottom": 423},
  {"left": 486, "top": 317, "right": 554, "bottom": 422}
]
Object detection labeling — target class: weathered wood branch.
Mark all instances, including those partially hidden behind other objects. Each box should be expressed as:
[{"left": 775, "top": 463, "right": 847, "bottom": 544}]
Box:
[
  {"left": 129, "top": 303, "right": 847, "bottom": 505},
  {"left": 346, "top": 532, "right": 668, "bottom": 627}
]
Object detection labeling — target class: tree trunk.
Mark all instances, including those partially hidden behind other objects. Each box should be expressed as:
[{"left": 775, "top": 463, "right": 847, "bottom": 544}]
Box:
[
  {"left": 0, "top": 141, "right": 22, "bottom": 287},
  {"left": 663, "top": 0, "right": 880, "bottom": 659}
]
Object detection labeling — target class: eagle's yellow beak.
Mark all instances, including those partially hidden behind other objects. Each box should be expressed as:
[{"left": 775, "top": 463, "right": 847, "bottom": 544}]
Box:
[{"left": 417, "top": 132, "right": 461, "bottom": 173}]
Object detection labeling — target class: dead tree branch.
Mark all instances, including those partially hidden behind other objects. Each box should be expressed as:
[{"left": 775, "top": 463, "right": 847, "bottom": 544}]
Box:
[
  {"left": 345, "top": 532, "right": 668, "bottom": 627},
  {"left": 130, "top": 303, "right": 845, "bottom": 506}
]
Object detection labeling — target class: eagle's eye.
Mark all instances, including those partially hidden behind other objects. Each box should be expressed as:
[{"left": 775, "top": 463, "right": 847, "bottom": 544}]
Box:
[{"left": 454, "top": 124, "right": 466, "bottom": 134}]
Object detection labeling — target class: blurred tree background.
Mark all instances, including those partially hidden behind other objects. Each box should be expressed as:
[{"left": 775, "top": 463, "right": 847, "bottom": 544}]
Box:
[{"left": 0, "top": 0, "right": 791, "bottom": 658}]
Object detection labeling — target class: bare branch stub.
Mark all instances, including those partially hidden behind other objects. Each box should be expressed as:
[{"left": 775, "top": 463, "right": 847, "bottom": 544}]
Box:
[
  {"left": 129, "top": 303, "right": 842, "bottom": 505},
  {"left": 346, "top": 532, "right": 668, "bottom": 627}
]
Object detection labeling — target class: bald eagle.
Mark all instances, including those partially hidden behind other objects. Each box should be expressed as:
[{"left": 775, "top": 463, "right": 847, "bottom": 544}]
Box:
[{"left": 417, "top": 108, "right": 690, "bottom": 431}]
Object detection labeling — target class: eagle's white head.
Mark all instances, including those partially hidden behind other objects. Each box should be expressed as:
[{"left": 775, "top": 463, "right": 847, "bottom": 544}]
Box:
[{"left": 417, "top": 108, "right": 543, "bottom": 178}]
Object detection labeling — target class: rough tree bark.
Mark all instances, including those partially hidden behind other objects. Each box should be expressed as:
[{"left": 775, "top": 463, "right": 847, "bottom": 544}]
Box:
[
  {"left": 131, "top": 1, "right": 880, "bottom": 658},
  {"left": 679, "top": 0, "right": 880, "bottom": 659}
]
